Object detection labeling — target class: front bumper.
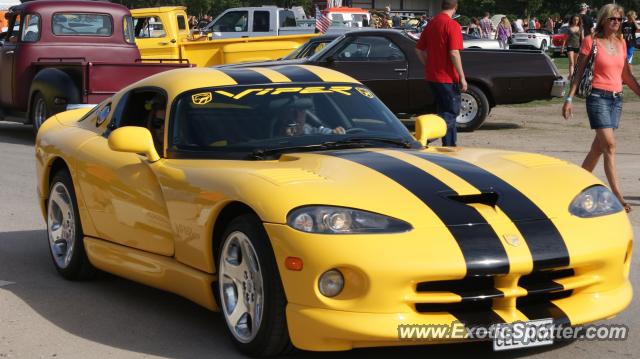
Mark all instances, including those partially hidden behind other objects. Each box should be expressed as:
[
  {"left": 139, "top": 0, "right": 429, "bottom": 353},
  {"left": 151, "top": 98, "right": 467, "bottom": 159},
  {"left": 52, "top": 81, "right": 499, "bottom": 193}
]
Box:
[
  {"left": 264, "top": 210, "right": 633, "bottom": 351},
  {"left": 286, "top": 283, "right": 632, "bottom": 351}
]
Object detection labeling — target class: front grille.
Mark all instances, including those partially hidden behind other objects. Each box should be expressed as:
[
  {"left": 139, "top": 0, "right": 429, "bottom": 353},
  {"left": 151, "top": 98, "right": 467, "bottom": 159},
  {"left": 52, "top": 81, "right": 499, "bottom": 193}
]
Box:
[{"left": 414, "top": 268, "right": 585, "bottom": 320}]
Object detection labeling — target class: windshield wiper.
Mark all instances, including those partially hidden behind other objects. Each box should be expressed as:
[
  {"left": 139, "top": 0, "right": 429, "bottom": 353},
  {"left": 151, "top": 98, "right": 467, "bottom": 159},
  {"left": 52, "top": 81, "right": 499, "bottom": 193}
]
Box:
[
  {"left": 250, "top": 144, "right": 331, "bottom": 160},
  {"left": 249, "top": 137, "right": 413, "bottom": 160},
  {"left": 332, "top": 137, "right": 414, "bottom": 149}
]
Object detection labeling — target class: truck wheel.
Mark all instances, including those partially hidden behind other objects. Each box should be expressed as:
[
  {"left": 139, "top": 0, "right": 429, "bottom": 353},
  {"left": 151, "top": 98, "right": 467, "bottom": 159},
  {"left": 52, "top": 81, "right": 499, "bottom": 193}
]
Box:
[
  {"left": 456, "top": 84, "right": 490, "bottom": 132},
  {"left": 216, "top": 214, "right": 292, "bottom": 356},
  {"left": 47, "top": 169, "right": 96, "bottom": 280},
  {"left": 31, "top": 92, "right": 49, "bottom": 135}
]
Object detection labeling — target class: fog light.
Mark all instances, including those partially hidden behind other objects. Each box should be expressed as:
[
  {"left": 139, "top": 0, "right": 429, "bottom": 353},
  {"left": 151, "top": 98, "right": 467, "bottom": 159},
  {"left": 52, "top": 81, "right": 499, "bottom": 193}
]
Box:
[{"left": 318, "top": 269, "right": 344, "bottom": 297}]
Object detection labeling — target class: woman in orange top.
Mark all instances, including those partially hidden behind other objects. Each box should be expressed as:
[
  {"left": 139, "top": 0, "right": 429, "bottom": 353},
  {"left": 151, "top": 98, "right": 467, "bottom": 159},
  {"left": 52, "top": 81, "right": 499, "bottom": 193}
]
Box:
[{"left": 563, "top": 3, "right": 640, "bottom": 212}]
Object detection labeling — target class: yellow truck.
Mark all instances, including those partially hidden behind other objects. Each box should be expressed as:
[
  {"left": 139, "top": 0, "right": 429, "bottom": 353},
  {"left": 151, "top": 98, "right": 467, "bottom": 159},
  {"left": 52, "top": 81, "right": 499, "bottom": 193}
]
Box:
[{"left": 131, "top": 6, "right": 318, "bottom": 67}]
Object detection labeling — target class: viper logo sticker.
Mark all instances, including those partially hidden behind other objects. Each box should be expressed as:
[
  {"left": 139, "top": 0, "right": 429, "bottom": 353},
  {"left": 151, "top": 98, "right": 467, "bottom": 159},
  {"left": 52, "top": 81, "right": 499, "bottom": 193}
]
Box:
[
  {"left": 213, "top": 86, "right": 354, "bottom": 100},
  {"left": 192, "top": 92, "right": 213, "bottom": 105},
  {"left": 356, "top": 87, "right": 374, "bottom": 98}
]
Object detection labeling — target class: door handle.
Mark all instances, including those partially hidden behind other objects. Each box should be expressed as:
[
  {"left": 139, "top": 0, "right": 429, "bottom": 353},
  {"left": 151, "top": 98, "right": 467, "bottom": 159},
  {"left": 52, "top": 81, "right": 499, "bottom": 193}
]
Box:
[
  {"left": 394, "top": 68, "right": 407, "bottom": 72},
  {"left": 5, "top": 50, "right": 14, "bottom": 55},
  {"left": 158, "top": 42, "right": 169, "bottom": 46}
]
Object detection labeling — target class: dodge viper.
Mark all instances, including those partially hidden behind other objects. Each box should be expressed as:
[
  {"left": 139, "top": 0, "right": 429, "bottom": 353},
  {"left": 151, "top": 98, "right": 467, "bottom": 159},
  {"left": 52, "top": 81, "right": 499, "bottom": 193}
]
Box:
[{"left": 35, "top": 65, "right": 632, "bottom": 356}]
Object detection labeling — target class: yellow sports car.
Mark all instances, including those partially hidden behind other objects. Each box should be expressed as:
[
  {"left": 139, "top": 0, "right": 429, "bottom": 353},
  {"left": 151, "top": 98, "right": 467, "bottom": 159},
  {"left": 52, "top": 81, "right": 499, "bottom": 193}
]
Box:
[{"left": 35, "top": 65, "right": 632, "bottom": 356}]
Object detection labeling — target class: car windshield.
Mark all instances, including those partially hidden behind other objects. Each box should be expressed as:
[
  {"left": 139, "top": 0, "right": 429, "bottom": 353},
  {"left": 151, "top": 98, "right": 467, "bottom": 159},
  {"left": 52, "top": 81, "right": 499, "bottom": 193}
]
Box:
[
  {"left": 308, "top": 35, "right": 344, "bottom": 61},
  {"left": 168, "top": 83, "right": 418, "bottom": 159}
]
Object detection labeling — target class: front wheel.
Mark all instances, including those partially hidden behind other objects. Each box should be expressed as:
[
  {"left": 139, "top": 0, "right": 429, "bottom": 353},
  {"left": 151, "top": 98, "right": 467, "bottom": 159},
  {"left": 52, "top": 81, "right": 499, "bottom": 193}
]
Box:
[
  {"left": 31, "top": 92, "right": 49, "bottom": 135},
  {"left": 216, "top": 214, "right": 291, "bottom": 356},
  {"left": 47, "top": 170, "right": 95, "bottom": 280},
  {"left": 456, "top": 84, "right": 490, "bottom": 132}
]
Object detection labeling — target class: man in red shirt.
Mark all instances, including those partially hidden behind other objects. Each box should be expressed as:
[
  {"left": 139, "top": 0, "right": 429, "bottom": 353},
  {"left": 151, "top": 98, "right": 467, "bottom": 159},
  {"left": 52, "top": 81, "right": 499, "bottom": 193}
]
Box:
[{"left": 415, "top": 0, "right": 466, "bottom": 146}]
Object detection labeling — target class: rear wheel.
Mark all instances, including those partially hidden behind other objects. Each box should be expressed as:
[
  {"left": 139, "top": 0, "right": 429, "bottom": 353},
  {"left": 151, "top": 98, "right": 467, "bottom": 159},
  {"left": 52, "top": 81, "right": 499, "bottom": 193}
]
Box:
[
  {"left": 216, "top": 214, "right": 292, "bottom": 356},
  {"left": 31, "top": 92, "right": 48, "bottom": 135},
  {"left": 540, "top": 40, "right": 548, "bottom": 52},
  {"left": 456, "top": 84, "right": 490, "bottom": 132},
  {"left": 47, "top": 170, "right": 95, "bottom": 280}
]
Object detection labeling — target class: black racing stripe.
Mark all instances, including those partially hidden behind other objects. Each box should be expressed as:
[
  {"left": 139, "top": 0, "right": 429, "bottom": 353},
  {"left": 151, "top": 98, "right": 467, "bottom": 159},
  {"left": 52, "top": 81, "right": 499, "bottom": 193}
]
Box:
[
  {"left": 411, "top": 152, "right": 570, "bottom": 271},
  {"left": 517, "top": 299, "right": 572, "bottom": 327},
  {"left": 451, "top": 309, "right": 506, "bottom": 328},
  {"left": 272, "top": 65, "right": 324, "bottom": 83},
  {"left": 415, "top": 302, "right": 505, "bottom": 329},
  {"left": 217, "top": 68, "right": 272, "bottom": 85},
  {"left": 329, "top": 150, "right": 509, "bottom": 276}
]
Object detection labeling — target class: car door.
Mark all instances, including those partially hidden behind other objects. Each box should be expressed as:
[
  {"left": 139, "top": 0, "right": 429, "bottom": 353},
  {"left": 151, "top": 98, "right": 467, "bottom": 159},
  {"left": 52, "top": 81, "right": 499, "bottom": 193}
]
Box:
[
  {"left": 74, "top": 91, "right": 174, "bottom": 256},
  {"left": 317, "top": 35, "right": 409, "bottom": 112},
  {"left": 133, "top": 15, "right": 178, "bottom": 59},
  {"left": 0, "top": 14, "right": 19, "bottom": 106}
]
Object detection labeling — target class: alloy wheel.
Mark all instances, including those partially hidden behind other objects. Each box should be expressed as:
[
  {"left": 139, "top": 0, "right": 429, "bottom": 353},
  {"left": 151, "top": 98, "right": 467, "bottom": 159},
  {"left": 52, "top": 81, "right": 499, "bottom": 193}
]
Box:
[
  {"left": 47, "top": 182, "right": 76, "bottom": 269},
  {"left": 219, "top": 231, "right": 264, "bottom": 343}
]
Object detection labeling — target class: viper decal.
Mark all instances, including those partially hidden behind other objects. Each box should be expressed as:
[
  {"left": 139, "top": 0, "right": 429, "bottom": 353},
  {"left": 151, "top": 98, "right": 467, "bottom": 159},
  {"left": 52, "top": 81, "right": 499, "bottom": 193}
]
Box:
[
  {"left": 410, "top": 152, "right": 570, "bottom": 271},
  {"left": 329, "top": 150, "right": 510, "bottom": 276}
]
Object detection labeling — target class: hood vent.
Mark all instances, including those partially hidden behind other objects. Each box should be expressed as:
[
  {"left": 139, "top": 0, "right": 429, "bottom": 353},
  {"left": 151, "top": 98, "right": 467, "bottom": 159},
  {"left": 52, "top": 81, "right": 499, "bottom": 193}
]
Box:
[{"left": 446, "top": 191, "right": 499, "bottom": 207}]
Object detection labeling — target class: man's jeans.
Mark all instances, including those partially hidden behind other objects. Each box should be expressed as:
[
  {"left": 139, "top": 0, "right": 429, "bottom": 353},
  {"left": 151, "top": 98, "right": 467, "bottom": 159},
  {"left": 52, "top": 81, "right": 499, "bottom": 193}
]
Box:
[{"left": 428, "top": 82, "right": 461, "bottom": 147}]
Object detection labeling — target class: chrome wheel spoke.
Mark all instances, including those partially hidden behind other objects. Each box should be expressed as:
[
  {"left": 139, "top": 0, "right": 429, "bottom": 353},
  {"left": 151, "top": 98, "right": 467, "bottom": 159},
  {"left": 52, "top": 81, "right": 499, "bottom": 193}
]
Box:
[
  {"left": 47, "top": 182, "right": 76, "bottom": 269},
  {"left": 219, "top": 230, "right": 264, "bottom": 343}
]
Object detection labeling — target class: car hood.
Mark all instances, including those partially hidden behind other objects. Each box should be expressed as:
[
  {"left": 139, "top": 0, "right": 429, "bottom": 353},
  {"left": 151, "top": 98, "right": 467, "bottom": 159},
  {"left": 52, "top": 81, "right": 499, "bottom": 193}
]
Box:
[{"left": 162, "top": 147, "right": 601, "bottom": 228}]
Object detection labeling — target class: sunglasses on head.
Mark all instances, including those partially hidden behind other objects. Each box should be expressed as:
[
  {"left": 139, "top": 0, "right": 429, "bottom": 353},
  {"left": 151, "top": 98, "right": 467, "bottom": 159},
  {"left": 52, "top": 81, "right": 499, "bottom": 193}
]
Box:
[{"left": 608, "top": 17, "right": 624, "bottom": 22}]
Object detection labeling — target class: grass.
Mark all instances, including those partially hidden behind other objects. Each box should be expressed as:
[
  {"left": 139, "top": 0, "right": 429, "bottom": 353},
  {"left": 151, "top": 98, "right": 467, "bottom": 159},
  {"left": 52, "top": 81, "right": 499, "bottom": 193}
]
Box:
[{"left": 506, "top": 52, "right": 640, "bottom": 108}]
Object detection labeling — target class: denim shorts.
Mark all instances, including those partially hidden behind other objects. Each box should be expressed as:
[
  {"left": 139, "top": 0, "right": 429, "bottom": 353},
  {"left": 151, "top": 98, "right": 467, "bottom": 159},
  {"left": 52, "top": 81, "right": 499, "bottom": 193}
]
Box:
[{"left": 586, "top": 88, "right": 623, "bottom": 129}]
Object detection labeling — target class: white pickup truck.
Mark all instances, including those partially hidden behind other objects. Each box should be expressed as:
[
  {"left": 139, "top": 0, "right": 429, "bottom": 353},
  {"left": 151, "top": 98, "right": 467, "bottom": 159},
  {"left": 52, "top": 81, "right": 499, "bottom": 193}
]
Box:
[{"left": 201, "top": 6, "right": 345, "bottom": 39}]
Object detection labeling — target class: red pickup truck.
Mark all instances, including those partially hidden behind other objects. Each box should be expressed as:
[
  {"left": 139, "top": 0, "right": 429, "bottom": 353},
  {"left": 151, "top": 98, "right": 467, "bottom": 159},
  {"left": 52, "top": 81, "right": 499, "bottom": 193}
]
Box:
[{"left": 0, "top": 0, "right": 188, "bottom": 133}]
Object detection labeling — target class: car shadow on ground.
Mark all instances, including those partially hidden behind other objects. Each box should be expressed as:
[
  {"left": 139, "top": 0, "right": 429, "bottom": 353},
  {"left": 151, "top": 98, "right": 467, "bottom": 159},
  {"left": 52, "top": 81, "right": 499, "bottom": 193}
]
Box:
[
  {"left": 0, "top": 122, "right": 34, "bottom": 146},
  {"left": 0, "top": 229, "right": 573, "bottom": 359},
  {"left": 477, "top": 122, "right": 522, "bottom": 131}
]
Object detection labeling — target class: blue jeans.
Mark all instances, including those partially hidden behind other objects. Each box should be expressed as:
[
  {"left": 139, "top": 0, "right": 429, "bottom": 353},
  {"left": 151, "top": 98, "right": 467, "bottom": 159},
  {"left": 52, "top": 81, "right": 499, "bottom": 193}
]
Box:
[
  {"left": 627, "top": 45, "right": 635, "bottom": 64},
  {"left": 429, "top": 82, "right": 461, "bottom": 146},
  {"left": 586, "top": 88, "right": 623, "bottom": 129}
]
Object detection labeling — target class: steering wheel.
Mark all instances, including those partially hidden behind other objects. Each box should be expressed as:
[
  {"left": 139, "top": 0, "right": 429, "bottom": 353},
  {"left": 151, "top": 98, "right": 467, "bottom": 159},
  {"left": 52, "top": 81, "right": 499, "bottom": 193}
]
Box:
[
  {"left": 345, "top": 127, "right": 367, "bottom": 134},
  {"left": 61, "top": 25, "right": 78, "bottom": 33},
  {"left": 304, "top": 110, "right": 325, "bottom": 127}
]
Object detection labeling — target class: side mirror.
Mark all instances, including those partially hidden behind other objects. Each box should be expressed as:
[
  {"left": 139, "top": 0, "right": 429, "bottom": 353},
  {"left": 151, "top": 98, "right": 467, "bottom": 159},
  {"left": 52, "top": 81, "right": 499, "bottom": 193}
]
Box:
[
  {"left": 108, "top": 126, "right": 160, "bottom": 162},
  {"left": 414, "top": 114, "right": 447, "bottom": 147},
  {"left": 324, "top": 56, "right": 334, "bottom": 65}
]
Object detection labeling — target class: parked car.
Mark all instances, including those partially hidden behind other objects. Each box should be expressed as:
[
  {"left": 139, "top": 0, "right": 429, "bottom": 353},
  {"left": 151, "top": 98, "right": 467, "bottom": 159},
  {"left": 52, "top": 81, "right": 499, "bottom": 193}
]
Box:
[
  {"left": 282, "top": 33, "right": 338, "bottom": 59},
  {"left": 510, "top": 29, "right": 552, "bottom": 52},
  {"left": 550, "top": 25, "right": 569, "bottom": 57},
  {"left": 36, "top": 64, "right": 632, "bottom": 357},
  {"left": 405, "top": 30, "right": 501, "bottom": 49},
  {"left": 462, "top": 33, "right": 501, "bottom": 49},
  {"left": 226, "top": 29, "right": 566, "bottom": 131},
  {"left": 131, "top": 6, "right": 317, "bottom": 66},
  {"left": 0, "top": 0, "right": 188, "bottom": 133}
]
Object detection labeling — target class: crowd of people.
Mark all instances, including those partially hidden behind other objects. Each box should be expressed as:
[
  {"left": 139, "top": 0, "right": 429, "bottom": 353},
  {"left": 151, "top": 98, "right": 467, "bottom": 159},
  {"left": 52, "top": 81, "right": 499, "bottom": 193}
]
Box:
[{"left": 418, "top": 0, "right": 636, "bottom": 212}]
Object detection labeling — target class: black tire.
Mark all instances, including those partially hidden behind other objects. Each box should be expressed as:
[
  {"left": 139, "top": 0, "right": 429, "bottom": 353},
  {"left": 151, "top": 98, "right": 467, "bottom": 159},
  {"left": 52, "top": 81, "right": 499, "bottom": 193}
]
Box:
[
  {"left": 540, "top": 40, "right": 548, "bottom": 52},
  {"left": 47, "top": 169, "right": 96, "bottom": 280},
  {"left": 456, "top": 84, "right": 490, "bottom": 132},
  {"left": 215, "top": 213, "right": 292, "bottom": 357},
  {"left": 30, "top": 92, "right": 49, "bottom": 136}
]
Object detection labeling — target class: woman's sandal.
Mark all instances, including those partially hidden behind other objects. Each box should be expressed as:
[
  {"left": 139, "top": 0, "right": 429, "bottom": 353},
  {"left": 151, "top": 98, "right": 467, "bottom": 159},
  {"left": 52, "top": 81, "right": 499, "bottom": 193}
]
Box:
[{"left": 622, "top": 203, "right": 632, "bottom": 213}]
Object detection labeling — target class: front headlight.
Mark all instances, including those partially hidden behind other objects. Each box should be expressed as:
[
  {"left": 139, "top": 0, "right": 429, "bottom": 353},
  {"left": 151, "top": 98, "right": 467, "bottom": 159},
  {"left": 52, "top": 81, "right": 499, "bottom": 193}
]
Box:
[
  {"left": 569, "top": 185, "right": 623, "bottom": 218},
  {"left": 287, "top": 206, "right": 412, "bottom": 234}
]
